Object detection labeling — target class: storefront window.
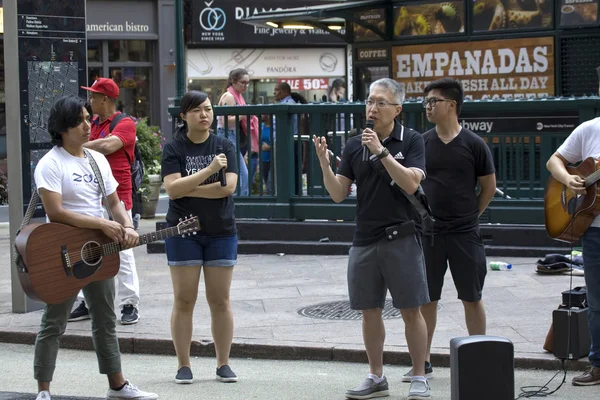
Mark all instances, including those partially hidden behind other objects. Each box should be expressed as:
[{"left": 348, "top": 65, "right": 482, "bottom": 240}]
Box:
[
  {"left": 88, "top": 40, "right": 102, "bottom": 63},
  {"left": 356, "top": 66, "right": 389, "bottom": 101},
  {"left": 188, "top": 79, "right": 255, "bottom": 105},
  {"left": 189, "top": 78, "right": 341, "bottom": 105},
  {"left": 108, "top": 40, "right": 151, "bottom": 62},
  {"left": 109, "top": 67, "right": 151, "bottom": 119},
  {"left": 88, "top": 67, "right": 101, "bottom": 86}
]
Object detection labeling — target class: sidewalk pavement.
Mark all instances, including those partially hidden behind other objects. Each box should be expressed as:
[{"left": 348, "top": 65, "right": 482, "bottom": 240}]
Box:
[{"left": 0, "top": 218, "right": 590, "bottom": 372}]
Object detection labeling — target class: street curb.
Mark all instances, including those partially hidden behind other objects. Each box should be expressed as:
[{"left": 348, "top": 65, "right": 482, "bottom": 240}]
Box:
[{"left": 0, "top": 330, "right": 589, "bottom": 372}]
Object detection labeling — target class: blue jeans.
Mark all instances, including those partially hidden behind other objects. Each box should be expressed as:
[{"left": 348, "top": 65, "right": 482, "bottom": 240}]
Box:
[
  {"left": 165, "top": 234, "right": 238, "bottom": 267},
  {"left": 249, "top": 153, "right": 259, "bottom": 191},
  {"left": 216, "top": 128, "right": 248, "bottom": 196},
  {"left": 582, "top": 227, "right": 600, "bottom": 368}
]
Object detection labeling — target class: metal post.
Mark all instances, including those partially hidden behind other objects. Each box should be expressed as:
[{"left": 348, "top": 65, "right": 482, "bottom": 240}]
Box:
[
  {"left": 175, "top": 0, "right": 185, "bottom": 104},
  {"left": 4, "top": 0, "right": 44, "bottom": 313}
]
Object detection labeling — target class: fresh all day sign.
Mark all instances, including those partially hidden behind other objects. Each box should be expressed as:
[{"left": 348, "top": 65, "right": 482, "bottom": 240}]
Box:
[{"left": 392, "top": 37, "right": 555, "bottom": 100}]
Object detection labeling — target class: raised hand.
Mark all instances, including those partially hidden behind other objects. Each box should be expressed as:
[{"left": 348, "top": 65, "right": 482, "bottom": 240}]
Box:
[{"left": 312, "top": 135, "right": 331, "bottom": 167}]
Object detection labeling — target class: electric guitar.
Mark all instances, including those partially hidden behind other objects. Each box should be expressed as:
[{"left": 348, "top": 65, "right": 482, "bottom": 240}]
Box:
[
  {"left": 15, "top": 216, "right": 200, "bottom": 304},
  {"left": 544, "top": 157, "right": 600, "bottom": 243}
]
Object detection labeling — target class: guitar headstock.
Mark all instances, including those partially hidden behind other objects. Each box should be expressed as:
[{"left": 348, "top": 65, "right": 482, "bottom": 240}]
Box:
[{"left": 177, "top": 215, "right": 200, "bottom": 237}]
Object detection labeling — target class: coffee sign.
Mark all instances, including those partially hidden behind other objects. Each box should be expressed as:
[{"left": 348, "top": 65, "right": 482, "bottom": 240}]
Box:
[
  {"left": 356, "top": 48, "right": 388, "bottom": 61},
  {"left": 392, "top": 37, "right": 555, "bottom": 100}
]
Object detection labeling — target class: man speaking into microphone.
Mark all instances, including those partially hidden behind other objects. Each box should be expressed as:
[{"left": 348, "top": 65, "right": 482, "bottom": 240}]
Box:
[{"left": 313, "top": 78, "right": 430, "bottom": 400}]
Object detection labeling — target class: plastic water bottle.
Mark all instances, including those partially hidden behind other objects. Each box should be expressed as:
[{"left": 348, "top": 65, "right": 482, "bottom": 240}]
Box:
[{"left": 489, "top": 261, "right": 512, "bottom": 271}]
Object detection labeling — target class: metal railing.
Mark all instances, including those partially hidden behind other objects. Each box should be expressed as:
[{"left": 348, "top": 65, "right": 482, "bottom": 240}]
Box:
[{"left": 169, "top": 97, "right": 600, "bottom": 224}]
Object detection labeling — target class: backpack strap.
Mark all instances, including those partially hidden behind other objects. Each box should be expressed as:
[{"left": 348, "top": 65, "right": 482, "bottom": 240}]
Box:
[
  {"left": 109, "top": 113, "right": 128, "bottom": 134},
  {"left": 108, "top": 113, "right": 133, "bottom": 164}
]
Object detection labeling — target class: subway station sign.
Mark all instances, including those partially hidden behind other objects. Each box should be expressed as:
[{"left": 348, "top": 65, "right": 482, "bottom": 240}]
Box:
[{"left": 392, "top": 37, "right": 555, "bottom": 100}]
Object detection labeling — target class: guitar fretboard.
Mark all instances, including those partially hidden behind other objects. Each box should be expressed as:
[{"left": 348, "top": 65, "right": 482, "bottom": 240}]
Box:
[
  {"left": 101, "top": 226, "right": 182, "bottom": 256},
  {"left": 585, "top": 169, "right": 600, "bottom": 188}
]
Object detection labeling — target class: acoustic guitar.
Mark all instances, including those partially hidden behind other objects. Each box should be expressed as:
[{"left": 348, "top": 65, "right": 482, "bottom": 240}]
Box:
[
  {"left": 15, "top": 216, "right": 200, "bottom": 304},
  {"left": 544, "top": 157, "right": 600, "bottom": 243}
]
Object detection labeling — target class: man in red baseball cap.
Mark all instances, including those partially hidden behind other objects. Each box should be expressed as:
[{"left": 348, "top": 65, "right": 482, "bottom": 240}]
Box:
[
  {"left": 68, "top": 77, "right": 142, "bottom": 326},
  {"left": 81, "top": 77, "right": 120, "bottom": 99}
]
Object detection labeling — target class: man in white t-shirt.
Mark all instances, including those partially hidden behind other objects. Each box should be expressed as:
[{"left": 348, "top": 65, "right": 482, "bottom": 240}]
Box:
[
  {"left": 31, "top": 96, "right": 157, "bottom": 400},
  {"left": 547, "top": 116, "right": 600, "bottom": 386}
]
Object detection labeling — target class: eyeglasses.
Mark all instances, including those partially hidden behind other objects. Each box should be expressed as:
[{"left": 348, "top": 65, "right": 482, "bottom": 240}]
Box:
[
  {"left": 366, "top": 99, "right": 400, "bottom": 108},
  {"left": 422, "top": 97, "right": 452, "bottom": 108},
  {"left": 237, "top": 80, "right": 250, "bottom": 86}
]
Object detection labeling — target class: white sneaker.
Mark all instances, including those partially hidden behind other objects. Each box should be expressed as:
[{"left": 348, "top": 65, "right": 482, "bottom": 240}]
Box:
[
  {"left": 106, "top": 380, "right": 158, "bottom": 399},
  {"left": 36, "top": 391, "right": 51, "bottom": 400},
  {"left": 408, "top": 379, "right": 431, "bottom": 399}
]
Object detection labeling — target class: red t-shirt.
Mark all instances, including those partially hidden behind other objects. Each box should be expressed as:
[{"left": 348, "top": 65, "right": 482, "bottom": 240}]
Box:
[{"left": 90, "top": 112, "right": 136, "bottom": 210}]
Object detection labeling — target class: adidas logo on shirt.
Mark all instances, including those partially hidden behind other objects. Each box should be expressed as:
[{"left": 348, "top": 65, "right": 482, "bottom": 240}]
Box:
[{"left": 394, "top": 151, "right": 404, "bottom": 160}]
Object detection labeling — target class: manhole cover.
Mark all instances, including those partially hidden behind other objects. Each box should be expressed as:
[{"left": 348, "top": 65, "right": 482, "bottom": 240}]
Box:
[
  {"left": 298, "top": 300, "right": 400, "bottom": 320},
  {"left": 298, "top": 300, "right": 443, "bottom": 321}
]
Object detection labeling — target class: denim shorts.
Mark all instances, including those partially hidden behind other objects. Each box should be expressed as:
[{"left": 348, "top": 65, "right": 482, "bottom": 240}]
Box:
[{"left": 165, "top": 233, "right": 238, "bottom": 267}]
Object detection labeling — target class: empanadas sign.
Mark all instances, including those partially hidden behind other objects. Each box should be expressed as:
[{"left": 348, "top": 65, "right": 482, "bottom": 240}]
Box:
[{"left": 392, "top": 37, "right": 555, "bottom": 100}]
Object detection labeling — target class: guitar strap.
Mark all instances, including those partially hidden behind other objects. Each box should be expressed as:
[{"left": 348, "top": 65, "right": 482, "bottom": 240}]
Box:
[
  {"left": 84, "top": 149, "right": 115, "bottom": 221},
  {"left": 13, "top": 190, "right": 41, "bottom": 271}
]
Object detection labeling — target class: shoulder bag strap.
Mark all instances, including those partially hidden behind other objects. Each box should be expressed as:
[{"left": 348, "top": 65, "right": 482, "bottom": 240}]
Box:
[
  {"left": 368, "top": 126, "right": 434, "bottom": 224},
  {"left": 84, "top": 149, "right": 114, "bottom": 221}
]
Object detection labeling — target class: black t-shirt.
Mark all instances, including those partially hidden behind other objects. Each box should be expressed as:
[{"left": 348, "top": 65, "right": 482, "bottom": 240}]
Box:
[
  {"left": 421, "top": 127, "right": 495, "bottom": 234},
  {"left": 161, "top": 133, "right": 238, "bottom": 236},
  {"left": 337, "top": 121, "right": 426, "bottom": 246}
]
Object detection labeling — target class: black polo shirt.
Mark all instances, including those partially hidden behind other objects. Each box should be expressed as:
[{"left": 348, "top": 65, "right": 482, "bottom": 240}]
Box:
[{"left": 337, "top": 121, "right": 426, "bottom": 246}]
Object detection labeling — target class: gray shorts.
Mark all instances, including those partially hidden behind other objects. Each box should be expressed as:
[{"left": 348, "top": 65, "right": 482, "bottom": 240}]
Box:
[{"left": 348, "top": 234, "right": 430, "bottom": 310}]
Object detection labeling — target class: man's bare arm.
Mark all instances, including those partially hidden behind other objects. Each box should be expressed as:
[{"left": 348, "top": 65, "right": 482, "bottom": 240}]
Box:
[
  {"left": 380, "top": 156, "right": 422, "bottom": 194},
  {"left": 547, "top": 152, "right": 586, "bottom": 195},
  {"left": 83, "top": 135, "right": 124, "bottom": 155},
  {"left": 477, "top": 173, "right": 497, "bottom": 216}
]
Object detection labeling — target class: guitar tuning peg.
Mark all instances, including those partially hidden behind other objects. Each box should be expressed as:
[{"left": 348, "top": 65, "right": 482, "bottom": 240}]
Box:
[{"left": 179, "top": 218, "right": 182, "bottom": 222}]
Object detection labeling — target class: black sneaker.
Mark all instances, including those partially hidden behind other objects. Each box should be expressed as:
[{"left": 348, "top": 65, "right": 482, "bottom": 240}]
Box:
[
  {"left": 175, "top": 366, "right": 193, "bottom": 384},
  {"left": 120, "top": 305, "right": 140, "bottom": 325},
  {"left": 402, "top": 361, "right": 433, "bottom": 382},
  {"left": 216, "top": 365, "right": 238, "bottom": 382},
  {"left": 68, "top": 301, "right": 90, "bottom": 322}
]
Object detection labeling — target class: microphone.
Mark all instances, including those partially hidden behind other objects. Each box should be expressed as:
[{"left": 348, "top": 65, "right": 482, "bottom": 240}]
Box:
[
  {"left": 216, "top": 145, "right": 227, "bottom": 187},
  {"left": 362, "top": 120, "right": 374, "bottom": 161}
]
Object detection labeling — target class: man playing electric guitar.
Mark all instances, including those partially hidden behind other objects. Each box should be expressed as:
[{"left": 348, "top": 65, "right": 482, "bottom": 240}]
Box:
[
  {"left": 31, "top": 96, "right": 157, "bottom": 400},
  {"left": 546, "top": 115, "right": 600, "bottom": 386}
]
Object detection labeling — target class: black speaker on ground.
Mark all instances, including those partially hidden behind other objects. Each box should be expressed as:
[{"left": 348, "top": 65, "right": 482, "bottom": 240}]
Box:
[
  {"left": 450, "top": 335, "right": 514, "bottom": 400},
  {"left": 552, "top": 307, "right": 591, "bottom": 360}
]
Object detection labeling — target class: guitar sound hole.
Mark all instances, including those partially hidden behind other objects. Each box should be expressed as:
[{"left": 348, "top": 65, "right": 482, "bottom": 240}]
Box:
[{"left": 81, "top": 241, "right": 102, "bottom": 266}]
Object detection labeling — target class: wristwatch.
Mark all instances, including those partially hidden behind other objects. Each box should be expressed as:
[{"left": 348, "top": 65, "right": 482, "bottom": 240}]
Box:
[{"left": 376, "top": 147, "right": 390, "bottom": 160}]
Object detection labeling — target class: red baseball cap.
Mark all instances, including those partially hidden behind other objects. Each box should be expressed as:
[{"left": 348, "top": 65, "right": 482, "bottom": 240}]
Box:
[{"left": 81, "top": 78, "right": 119, "bottom": 99}]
